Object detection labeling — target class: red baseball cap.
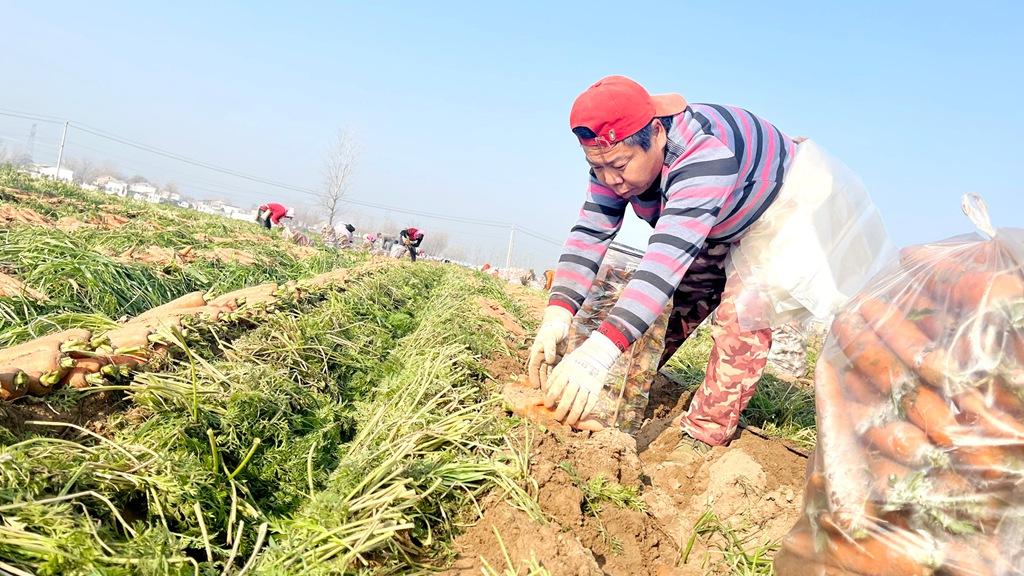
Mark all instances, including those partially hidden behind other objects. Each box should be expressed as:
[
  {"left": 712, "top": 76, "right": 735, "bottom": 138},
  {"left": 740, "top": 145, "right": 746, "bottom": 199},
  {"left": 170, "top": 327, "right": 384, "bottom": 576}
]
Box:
[{"left": 569, "top": 75, "right": 688, "bottom": 147}]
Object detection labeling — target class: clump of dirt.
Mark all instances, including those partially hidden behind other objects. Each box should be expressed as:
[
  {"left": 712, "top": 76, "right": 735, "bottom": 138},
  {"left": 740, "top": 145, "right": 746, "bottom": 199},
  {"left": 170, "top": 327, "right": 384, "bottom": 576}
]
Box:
[
  {"left": 476, "top": 297, "right": 526, "bottom": 338},
  {"left": 0, "top": 205, "right": 49, "bottom": 226}
]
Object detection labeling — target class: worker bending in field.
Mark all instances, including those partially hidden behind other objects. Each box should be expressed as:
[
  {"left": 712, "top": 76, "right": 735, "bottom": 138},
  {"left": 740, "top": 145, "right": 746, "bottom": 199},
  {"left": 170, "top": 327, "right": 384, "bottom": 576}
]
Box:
[
  {"left": 256, "top": 202, "right": 294, "bottom": 230},
  {"left": 529, "top": 76, "right": 889, "bottom": 448},
  {"left": 400, "top": 227, "right": 425, "bottom": 261}
]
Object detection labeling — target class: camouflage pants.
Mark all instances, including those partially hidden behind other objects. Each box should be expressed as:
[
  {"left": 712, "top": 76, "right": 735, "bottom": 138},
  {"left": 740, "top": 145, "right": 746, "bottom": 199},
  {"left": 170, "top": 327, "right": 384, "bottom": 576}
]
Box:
[{"left": 658, "top": 241, "right": 773, "bottom": 446}]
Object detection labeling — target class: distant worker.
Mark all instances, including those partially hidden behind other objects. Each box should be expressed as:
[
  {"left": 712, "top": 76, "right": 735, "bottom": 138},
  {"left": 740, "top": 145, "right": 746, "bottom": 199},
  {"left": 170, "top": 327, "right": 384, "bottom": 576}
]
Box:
[
  {"left": 334, "top": 222, "right": 356, "bottom": 247},
  {"left": 399, "top": 227, "right": 425, "bottom": 261},
  {"left": 256, "top": 202, "right": 294, "bottom": 230}
]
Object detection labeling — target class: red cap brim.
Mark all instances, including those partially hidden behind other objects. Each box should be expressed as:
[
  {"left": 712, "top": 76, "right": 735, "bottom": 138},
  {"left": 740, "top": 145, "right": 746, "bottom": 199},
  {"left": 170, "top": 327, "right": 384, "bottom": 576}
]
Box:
[{"left": 651, "top": 93, "right": 688, "bottom": 117}]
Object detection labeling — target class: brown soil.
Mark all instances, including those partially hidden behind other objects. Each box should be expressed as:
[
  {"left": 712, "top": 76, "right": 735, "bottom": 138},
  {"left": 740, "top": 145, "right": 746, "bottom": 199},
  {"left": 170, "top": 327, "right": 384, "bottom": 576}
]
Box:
[
  {"left": 476, "top": 297, "right": 526, "bottom": 338},
  {"left": 0, "top": 272, "right": 46, "bottom": 300},
  {"left": 90, "top": 212, "right": 130, "bottom": 228},
  {"left": 0, "top": 390, "right": 141, "bottom": 438},
  {"left": 0, "top": 205, "right": 49, "bottom": 226},
  {"left": 205, "top": 247, "right": 259, "bottom": 265},
  {"left": 450, "top": 295, "right": 810, "bottom": 575},
  {"left": 55, "top": 216, "right": 91, "bottom": 232},
  {"left": 117, "top": 245, "right": 197, "bottom": 265}
]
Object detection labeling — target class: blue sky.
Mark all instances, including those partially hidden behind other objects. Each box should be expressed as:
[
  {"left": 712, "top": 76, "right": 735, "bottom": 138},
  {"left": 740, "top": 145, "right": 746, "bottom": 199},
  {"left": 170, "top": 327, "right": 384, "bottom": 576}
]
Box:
[{"left": 0, "top": 1, "right": 1021, "bottom": 266}]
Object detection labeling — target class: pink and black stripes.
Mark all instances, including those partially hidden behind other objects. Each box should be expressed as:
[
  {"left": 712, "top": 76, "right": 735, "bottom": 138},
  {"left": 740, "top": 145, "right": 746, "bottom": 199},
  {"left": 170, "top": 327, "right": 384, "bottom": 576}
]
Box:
[{"left": 550, "top": 104, "right": 795, "bottom": 350}]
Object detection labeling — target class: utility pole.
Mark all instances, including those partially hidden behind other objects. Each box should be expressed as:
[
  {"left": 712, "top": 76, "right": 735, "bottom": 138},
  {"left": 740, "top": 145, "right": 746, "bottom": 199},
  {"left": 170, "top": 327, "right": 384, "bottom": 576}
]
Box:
[
  {"left": 505, "top": 224, "right": 515, "bottom": 270},
  {"left": 55, "top": 121, "right": 69, "bottom": 178}
]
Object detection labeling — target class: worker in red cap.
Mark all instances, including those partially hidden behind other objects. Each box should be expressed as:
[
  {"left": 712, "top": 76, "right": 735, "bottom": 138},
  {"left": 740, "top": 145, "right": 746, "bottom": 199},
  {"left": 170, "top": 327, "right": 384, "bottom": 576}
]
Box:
[
  {"left": 399, "top": 227, "right": 425, "bottom": 261},
  {"left": 531, "top": 76, "right": 890, "bottom": 447},
  {"left": 256, "top": 202, "right": 294, "bottom": 229}
]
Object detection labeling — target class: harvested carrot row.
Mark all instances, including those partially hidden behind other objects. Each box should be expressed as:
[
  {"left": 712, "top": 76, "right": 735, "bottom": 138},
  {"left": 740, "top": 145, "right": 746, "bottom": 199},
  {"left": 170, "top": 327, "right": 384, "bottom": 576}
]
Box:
[{"left": 132, "top": 290, "right": 207, "bottom": 322}]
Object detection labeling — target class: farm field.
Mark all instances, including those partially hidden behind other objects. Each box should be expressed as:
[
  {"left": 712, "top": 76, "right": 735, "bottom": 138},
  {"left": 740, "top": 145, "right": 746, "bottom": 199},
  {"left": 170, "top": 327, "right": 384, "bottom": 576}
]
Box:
[{"left": 0, "top": 169, "right": 816, "bottom": 575}]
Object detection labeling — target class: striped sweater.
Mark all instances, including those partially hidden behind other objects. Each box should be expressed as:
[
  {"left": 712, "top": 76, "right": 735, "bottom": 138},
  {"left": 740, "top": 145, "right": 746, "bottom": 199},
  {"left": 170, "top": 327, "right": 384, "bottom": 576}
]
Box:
[{"left": 549, "top": 104, "right": 796, "bottom": 350}]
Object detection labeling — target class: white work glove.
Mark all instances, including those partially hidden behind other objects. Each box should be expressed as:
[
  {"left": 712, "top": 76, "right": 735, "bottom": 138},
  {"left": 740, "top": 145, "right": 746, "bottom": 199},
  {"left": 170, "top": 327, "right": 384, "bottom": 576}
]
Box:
[
  {"left": 544, "top": 332, "right": 621, "bottom": 426},
  {"left": 527, "top": 306, "right": 574, "bottom": 389}
]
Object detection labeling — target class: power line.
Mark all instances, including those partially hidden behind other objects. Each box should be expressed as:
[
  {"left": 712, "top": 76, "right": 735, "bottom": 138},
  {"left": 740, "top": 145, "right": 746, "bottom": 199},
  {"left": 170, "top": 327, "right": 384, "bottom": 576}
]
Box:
[{"left": 0, "top": 108, "right": 65, "bottom": 125}]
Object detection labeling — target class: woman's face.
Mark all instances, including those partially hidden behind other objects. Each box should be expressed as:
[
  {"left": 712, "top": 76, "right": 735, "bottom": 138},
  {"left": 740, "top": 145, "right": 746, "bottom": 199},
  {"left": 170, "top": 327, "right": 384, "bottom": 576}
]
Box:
[{"left": 582, "top": 120, "right": 666, "bottom": 198}]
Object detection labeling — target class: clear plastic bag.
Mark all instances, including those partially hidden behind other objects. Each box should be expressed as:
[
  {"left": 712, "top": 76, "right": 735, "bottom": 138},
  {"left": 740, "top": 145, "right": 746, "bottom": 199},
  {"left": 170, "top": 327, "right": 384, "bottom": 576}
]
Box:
[
  {"left": 775, "top": 195, "right": 1024, "bottom": 575},
  {"left": 728, "top": 140, "right": 895, "bottom": 332},
  {"left": 566, "top": 243, "right": 671, "bottom": 433}
]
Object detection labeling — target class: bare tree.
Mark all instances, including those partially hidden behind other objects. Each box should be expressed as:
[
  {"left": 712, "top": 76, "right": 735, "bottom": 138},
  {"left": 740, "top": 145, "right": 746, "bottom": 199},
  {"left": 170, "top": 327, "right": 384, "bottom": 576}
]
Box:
[
  {"left": 321, "top": 130, "right": 358, "bottom": 227},
  {"left": 66, "top": 157, "right": 98, "bottom": 184}
]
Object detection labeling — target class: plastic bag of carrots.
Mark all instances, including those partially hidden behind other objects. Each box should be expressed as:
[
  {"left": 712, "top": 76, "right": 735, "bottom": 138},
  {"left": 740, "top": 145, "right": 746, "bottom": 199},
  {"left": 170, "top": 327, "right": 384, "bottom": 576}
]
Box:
[
  {"left": 775, "top": 194, "right": 1024, "bottom": 576},
  {"left": 564, "top": 243, "right": 671, "bottom": 433}
]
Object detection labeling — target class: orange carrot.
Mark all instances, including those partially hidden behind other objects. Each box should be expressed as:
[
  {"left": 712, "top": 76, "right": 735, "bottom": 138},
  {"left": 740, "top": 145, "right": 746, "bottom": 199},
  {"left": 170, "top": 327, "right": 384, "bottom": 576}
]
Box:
[
  {"left": 900, "top": 386, "right": 960, "bottom": 448},
  {"left": 208, "top": 283, "right": 278, "bottom": 308},
  {"left": 868, "top": 455, "right": 915, "bottom": 497},
  {"left": 61, "top": 357, "right": 107, "bottom": 389},
  {"left": 132, "top": 291, "right": 207, "bottom": 322},
  {"left": 888, "top": 291, "right": 947, "bottom": 341},
  {"left": 863, "top": 421, "right": 939, "bottom": 468},
  {"left": 815, "top": 358, "right": 875, "bottom": 532},
  {"left": 0, "top": 329, "right": 91, "bottom": 364},
  {"left": 0, "top": 369, "right": 27, "bottom": 401},
  {"left": 952, "top": 387, "right": 1024, "bottom": 442},
  {"left": 858, "top": 296, "right": 951, "bottom": 388},
  {"left": 951, "top": 445, "right": 1020, "bottom": 481},
  {"left": 952, "top": 271, "right": 1024, "bottom": 312},
  {"left": 832, "top": 312, "right": 911, "bottom": 395},
  {"left": 843, "top": 369, "right": 883, "bottom": 405},
  {"left": 824, "top": 532, "right": 934, "bottom": 576},
  {"left": 102, "top": 326, "right": 154, "bottom": 350},
  {"left": 941, "top": 535, "right": 1007, "bottom": 576},
  {"left": 990, "top": 376, "right": 1024, "bottom": 416}
]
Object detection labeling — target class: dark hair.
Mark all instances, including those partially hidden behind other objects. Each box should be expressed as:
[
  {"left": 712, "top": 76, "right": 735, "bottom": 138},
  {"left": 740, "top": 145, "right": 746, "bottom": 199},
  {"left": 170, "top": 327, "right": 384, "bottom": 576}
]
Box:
[{"left": 572, "top": 117, "right": 673, "bottom": 151}]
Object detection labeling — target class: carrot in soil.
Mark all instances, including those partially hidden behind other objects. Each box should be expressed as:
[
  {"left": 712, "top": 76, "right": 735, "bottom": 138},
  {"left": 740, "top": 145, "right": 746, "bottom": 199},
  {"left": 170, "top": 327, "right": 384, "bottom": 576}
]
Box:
[
  {"left": 832, "top": 311, "right": 911, "bottom": 395},
  {"left": 900, "top": 386, "right": 960, "bottom": 448},
  {"left": 815, "top": 358, "right": 876, "bottom": 532},
  {"left": 863, "top": 421, "right": 941, "bottom": 468},
  {"left": 859, "top": 296, "right": 951, "bottom": 388}
]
